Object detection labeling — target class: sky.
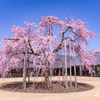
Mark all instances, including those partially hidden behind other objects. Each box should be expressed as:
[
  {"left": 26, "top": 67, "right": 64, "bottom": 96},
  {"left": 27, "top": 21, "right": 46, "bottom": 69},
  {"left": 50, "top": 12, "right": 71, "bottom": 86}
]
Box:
[{"left": 0, "top": 0, "right": 100, "bottom": 51}]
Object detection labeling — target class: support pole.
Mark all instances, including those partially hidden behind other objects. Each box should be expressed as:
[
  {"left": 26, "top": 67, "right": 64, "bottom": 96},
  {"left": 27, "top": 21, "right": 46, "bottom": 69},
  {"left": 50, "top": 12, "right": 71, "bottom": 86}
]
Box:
[
  {"left": 80, "top": 65, "right": 82, "bottom": 76},
  {"left": 69, "top": 28, "right": 72, "bottom": 87},
  {"left": 28, "top": 56, "right": 30, "bottom": 83},
  {"left": 94, "top": 66, "right": 96, "bottom": 77},
  {"left": 64, "top": 38, "right": 68, "bottom": 89},
  {"left": 23, "top": 49, "right": 27, "bottom": 89},
  {"left": 28, "top": 26, "right": 30, "bottom": 83},
  {"left": 73, "top": 42, "right": 77, "bottom": 87}
]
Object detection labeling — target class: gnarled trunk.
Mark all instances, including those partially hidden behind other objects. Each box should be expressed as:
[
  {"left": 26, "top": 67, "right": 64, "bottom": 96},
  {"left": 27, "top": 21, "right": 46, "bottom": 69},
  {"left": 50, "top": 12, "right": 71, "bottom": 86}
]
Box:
[{"left": 45, "top": 63, "right": 49, "bottom": 89}]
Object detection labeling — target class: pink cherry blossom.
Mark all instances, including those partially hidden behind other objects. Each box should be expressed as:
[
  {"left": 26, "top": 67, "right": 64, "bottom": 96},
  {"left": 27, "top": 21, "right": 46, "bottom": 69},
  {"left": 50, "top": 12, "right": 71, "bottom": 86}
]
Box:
[{"left": 0, "top": 15, "right": 97, "bottom": 89}]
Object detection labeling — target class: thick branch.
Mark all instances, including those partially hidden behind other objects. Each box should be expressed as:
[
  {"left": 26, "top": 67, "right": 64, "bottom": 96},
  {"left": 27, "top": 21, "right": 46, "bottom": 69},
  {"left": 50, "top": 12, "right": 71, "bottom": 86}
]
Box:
[
  {"left": 53, "top": 27, "right": 69, "bottom": 53},
  {"left": 28, "top": 40, "right": 41, "bottom": 56}
]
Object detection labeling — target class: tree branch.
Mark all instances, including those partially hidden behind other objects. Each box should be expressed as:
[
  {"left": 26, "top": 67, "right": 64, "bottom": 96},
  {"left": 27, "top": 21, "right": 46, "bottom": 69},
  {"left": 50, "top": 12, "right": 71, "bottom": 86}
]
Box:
[{"left": 53, "top": 27, "right": 69, "bottom": 53}]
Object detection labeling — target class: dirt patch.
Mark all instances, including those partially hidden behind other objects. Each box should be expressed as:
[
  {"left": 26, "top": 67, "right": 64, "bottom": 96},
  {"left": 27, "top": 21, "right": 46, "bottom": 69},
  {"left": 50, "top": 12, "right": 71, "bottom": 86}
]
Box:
[{"left": 0, "top": 81, "right": 94, "bottom": 93}]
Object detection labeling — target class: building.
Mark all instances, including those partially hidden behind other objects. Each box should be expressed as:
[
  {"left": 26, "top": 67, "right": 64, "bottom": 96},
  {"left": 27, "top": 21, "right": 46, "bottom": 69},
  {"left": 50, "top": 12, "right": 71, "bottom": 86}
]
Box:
[
  {"left": 54, "top": 52, "right": 100, "bottom": 76},
  {"left": 6, "top": 52, "right": 100, "bottom": 77}
]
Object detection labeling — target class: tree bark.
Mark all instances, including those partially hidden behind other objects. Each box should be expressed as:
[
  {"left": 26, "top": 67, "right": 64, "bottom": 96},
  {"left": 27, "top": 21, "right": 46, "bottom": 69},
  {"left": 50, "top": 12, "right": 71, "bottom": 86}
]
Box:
[
  {"left": 45, "top": 62, "right": 49, "bottom": 89},
  {"left": 49, "top": 20, "right": 52, "bottom": 88}
]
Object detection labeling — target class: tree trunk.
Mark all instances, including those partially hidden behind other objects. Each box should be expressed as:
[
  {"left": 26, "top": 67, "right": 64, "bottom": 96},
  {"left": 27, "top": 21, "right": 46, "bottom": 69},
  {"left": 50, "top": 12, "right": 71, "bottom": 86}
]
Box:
[
  {"left": 73, "top": 42, "right": 77, "bottom": 87},
  {"left": 49, "top": 20, "right": 52, "bottom": 88},
  {"left": 23, "top": 51, "right": 27, "bottom": 89},
  {"left": 45, "top": 63, "right": 49, "bottom": 89}
]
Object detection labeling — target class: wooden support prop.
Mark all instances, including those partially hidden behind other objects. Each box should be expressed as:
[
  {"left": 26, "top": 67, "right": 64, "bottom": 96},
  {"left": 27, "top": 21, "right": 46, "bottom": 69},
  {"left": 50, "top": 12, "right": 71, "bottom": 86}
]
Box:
[
  {"left": 73, "top": 42, "right": 77, "bottom": 87},
  {"left": 64, "top": 37, "right": 68, "bottom": 89},
  {"left": 69, "top": 28, "right": 72, "bottom": 87}
]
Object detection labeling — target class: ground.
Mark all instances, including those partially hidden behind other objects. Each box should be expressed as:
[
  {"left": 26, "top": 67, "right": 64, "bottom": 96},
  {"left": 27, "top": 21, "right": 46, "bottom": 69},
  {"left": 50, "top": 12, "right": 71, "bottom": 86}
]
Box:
[
  {"left": 0, "top": 81, "right": 94, "bottom": 93},
  {"left": 0, "top": 76, "right": 100, "bottom": 100}
]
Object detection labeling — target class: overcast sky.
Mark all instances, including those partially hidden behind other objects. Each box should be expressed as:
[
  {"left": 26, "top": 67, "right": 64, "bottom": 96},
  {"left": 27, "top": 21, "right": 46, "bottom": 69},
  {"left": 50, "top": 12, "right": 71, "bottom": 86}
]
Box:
[{"left": 0, "top": 0, "right": 100, "bottom": 51}]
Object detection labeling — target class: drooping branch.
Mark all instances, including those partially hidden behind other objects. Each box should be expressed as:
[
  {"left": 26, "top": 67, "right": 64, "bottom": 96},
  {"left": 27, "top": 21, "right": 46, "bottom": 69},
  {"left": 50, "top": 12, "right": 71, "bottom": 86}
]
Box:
[
  {"left": 70, "top": 39, "right": 92, "bottom": 53},
  {"left": 70, "top": 30, "right": 87, "bottom": 44}
]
